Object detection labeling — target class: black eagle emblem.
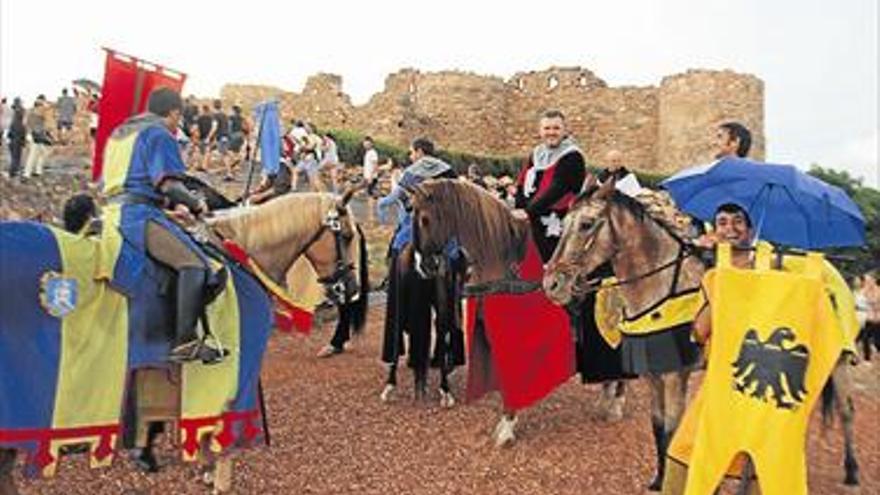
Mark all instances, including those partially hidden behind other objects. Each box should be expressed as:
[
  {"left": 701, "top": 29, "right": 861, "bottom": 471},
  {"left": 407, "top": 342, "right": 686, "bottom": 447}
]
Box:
[{"left": 731, "top": 327, "right": 810, "bottom": 410}]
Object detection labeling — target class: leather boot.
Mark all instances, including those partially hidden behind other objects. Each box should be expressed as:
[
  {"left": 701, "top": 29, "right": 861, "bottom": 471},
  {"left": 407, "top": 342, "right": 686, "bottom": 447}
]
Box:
[{"left": 169, "top": 267, "right": 210, "bottom": 363}]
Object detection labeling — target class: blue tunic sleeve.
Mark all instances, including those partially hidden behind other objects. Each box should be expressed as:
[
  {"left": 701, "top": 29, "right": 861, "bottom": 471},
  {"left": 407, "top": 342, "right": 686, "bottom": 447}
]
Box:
[{"left": 146, "top": 127, "right": 187, "bottom": 186}]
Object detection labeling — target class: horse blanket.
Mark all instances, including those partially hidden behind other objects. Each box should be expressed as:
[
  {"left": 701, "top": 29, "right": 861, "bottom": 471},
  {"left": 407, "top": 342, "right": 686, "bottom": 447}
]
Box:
[
  {"left": 0, "top": 221, "right": 273, "bottom": 476},
  {"left": 465, "top": 238, "right": 574, "bottom": 410}
]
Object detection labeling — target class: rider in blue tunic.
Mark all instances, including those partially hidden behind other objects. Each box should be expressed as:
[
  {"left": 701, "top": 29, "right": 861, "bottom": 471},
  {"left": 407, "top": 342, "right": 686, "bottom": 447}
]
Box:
[{"left": 101, "top": 87, "right": 222, "bottom": 363}]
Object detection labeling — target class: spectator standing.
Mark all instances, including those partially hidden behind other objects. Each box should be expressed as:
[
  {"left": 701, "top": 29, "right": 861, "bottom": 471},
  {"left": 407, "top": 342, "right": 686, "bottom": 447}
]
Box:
[
  {"left": 24, "top": 95, "right": 52, "bottom": 178},
  {"left": 181, "top": 96, "right": 199, "bottom": 163},
  {"left": 319, "top": 132, "right": 342, "bottom": 192},
  {"left": 209, "top": 100, "right": 232, "bottom": 180},
  {"left": 228, "top": 104, "right": 249, "bottom": 171},
  {"left": 56, "top": 88, "right": 77, "bottom": 145},
  {"left": 6, "top": 98, "right": 26, "bottom": 178},
  {"left": 289, "top": 120, "right": 308, "bottom": 148},
  {"left": 0, "top": 97, "right": 10, "bottom": 152},
  {"left": 195, "top": 105, "right": 214, "bottom": 171},
  {"left": 362, "top": 136, "right": 379, "bottom": 197},
  {"left": 857, "top": 272, "right": 880, "bottom": 361},
  {"left": 87, "top": 93, "right": 99, "bottom": 150}
]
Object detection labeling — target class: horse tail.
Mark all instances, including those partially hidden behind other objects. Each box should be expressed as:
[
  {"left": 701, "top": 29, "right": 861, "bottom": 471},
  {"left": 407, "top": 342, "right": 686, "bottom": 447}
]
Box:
[
  {"left": 821, "top": 376, "right": 836, "bottom": 427},
  {"left": 350, "top": 224, "right": 369, "bottom": 335}
]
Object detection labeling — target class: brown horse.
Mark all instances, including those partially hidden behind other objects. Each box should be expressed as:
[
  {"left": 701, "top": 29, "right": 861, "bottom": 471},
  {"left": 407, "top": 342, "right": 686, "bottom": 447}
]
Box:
[
  {"left": 0, "top": 191, "right": 365, "bottom": 495},
  {"left": 409, "top": 179, "right": 584, "bottom": 447},
  {"left": 542, "top": 181, "right": 861, "bottom": 491}
]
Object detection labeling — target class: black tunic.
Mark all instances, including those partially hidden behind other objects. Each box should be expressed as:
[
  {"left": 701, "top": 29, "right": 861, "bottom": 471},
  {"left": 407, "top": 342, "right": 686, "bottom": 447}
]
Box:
[{"left": 516, "top": 150, "right": 633, "bottom": 383}]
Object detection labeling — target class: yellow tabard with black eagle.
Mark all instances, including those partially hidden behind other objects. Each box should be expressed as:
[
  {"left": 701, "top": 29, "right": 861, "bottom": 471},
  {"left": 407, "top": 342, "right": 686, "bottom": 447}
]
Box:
[{"left": 678, "top": 244, "right": 844, "bottom": 495}]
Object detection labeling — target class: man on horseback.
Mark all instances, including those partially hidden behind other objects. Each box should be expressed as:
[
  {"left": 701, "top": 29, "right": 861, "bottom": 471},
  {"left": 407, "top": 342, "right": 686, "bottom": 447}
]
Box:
[
  {"left": 715, "top": 121, "right": 752, "bottom": 159},
  {"left": 511, "top": 109, "right": 584, "bottom": 260},
  {"left": 101, "top": 87, "right": 223, "bottom": 364},
  {"left": 513, "top": 110, "right": 632, "bottom": 380}
]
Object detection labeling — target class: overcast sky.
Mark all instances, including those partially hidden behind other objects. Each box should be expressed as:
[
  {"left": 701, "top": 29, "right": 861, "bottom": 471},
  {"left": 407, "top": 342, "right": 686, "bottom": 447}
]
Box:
[{"left": 1, "top": 0, "right": 877, "bottom": 186}]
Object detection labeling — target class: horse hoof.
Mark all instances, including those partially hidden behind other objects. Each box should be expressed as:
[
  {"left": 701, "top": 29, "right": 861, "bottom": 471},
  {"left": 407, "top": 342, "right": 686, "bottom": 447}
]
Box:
[
  {"left": 494, "top": 417, "right": 517, "bottom": 448},
  {"left": 202, "top": 469, "right": 215, "bottom": 486},
  {"left": 130, "top": 449, "right": 160, "bottom": 474},
  {"left": 606, "top": 398, "right": 625, "bottom": 422},
  {"left": 439, "top": 390, "right": 456, "bottom": 409},
  {"left": 495, "top": 428, "right": 515, "bottom": 448},
  {"left": 646, "top": 474, "right": 663, "bottom": 492},
  {"left": 380, "top": 384, "right": 395, "bottom": 403},
  {"left": 844, "top": 472, "right": 860, "bottom": 486}
]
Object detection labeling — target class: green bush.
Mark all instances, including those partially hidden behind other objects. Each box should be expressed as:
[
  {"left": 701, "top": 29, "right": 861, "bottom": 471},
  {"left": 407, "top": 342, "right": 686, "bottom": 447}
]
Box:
[{"left": 327, "top": 128, "right": 525, "bottom": 176}]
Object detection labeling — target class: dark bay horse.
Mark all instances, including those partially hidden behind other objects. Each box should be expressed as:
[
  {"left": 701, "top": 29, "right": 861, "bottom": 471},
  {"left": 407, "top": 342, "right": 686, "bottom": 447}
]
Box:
[
  {"left": 542, "top": 181, "right": 861, "bottom": 491},
  {"left": 0, "top": 191, "right": 364, "bottom": 495},
  {"left": 380, "top": 242, "right": 466, "bottom": 408}
]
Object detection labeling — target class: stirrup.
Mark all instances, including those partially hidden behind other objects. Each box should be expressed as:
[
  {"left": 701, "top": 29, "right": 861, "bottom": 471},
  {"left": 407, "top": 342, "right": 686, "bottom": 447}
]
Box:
[
  {"left": 168, "top": 339, "right": 228, "bottom": 365},
  {"left": 199, "top": 333, "right": 229, "bottom": 365},
  {"left": 197, "top": 344, "right": 229, "bottom": 365},
  {"left": 168, "top": 340, "right": 203, "bottom": 363}
]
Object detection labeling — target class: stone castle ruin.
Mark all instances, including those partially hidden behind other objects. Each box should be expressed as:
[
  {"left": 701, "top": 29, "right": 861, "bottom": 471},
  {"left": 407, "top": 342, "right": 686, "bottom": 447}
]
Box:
[{"left": 220, "top": 66, "right": 764, "bottom": 172}]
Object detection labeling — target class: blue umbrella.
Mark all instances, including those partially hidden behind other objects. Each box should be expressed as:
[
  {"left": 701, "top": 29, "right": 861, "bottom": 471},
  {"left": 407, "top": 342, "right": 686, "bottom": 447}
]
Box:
[{"left": 661, "top": 157, "right": 866, "bottom": 249}]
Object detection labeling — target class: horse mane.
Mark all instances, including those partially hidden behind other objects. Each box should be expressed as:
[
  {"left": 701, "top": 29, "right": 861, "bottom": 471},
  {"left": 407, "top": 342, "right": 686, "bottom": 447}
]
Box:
[
  {"left": 411, "top": 179, "right": 527, "bottom": 275},
  {"left": 208, "top": 193, "right": 338, "bottom": 251},
  {"left": 608, "top": 189, "right": 694, "bottom": 241}
]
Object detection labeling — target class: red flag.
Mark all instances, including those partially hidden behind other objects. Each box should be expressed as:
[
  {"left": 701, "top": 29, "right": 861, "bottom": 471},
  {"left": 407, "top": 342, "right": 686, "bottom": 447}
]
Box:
[{"left": 92, "top": 49, "right": 186, "bottom": 181}]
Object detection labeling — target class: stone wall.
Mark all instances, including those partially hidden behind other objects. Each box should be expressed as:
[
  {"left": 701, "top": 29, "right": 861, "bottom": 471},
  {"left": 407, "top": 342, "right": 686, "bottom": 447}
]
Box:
[
  {"left": 657, "top": 70, "right": 765, "bottom": 170},
  {"left": 219, "top": 66, "right": 764, "bottom": 173}
]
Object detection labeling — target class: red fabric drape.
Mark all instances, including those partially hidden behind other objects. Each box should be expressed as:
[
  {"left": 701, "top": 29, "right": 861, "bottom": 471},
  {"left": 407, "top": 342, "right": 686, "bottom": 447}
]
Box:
[
  {"left": 91, "top": 50, "right": 186, "bottom": 181},
  {"left": 465, "top": 238, "right": 575, "bottom": 411}
]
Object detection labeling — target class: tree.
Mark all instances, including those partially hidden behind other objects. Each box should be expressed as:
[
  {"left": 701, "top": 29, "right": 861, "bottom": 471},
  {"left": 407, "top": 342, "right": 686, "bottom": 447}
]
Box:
[{"left": 808, "top": 165, "right": 880, "bottom": 278}]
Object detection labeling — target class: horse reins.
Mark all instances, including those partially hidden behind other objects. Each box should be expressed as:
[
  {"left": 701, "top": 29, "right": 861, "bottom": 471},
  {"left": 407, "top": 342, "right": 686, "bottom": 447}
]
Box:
[{"left": 562, "top": 202, "right": 704, "bottom": 302}]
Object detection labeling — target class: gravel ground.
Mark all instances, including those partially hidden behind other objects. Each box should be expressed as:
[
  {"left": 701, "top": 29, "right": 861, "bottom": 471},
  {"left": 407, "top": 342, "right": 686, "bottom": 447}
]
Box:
[{"left": 14, "top": 305, "right": 880, "bottom": 494}]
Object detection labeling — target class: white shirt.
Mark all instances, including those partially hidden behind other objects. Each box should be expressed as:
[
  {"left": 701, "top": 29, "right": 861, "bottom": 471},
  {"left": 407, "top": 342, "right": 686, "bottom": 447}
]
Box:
[
  {"left": 0, "top": 104, "right": 11, "bottom": 129},
  {"left": 363, "top": 149, "right": 379, "bottom": 180},
  {"left": 290, "top": 126, "right": 308, "bottom": 143}
]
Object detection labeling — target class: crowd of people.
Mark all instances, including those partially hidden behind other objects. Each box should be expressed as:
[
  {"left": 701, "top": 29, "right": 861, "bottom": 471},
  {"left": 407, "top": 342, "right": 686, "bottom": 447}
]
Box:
[{"left": 0, "top": 88, "right": 99, "bottom": 181}]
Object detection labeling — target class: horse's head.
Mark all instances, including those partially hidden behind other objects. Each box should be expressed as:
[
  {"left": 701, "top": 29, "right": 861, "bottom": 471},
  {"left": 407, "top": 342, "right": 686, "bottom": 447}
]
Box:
[
  {"left": 304, "top": 187, "right": 362, "bottom": 304},
  {"left": 210, "top": 189, "right": 364, "bottom": 306},
  {"left": 544, "top": 179, "right": 618, "bottom": 305},
  {"left": 409, "top": 182, "right": 454, "bottom": 279},
  {"left": 409, "top": 179, "right": 525, "bottom": 283}
]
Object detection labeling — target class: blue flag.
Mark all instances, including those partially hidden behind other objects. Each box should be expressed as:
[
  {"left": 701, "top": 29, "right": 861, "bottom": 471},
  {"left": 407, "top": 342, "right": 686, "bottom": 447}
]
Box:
[{"left": 253, "top": 101, "right": 281, "bottom": 175}]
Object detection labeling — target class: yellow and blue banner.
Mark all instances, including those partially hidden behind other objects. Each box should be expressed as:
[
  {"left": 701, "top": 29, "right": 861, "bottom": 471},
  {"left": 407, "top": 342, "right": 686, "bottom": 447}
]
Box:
[{"left": 0, "top": 221, "right": 272, "bottom": 476}]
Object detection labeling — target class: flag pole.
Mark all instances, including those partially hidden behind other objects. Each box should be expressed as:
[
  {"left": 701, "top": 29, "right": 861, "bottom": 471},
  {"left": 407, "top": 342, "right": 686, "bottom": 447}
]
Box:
[{"left": 241, "top": 102, "right": 270, "bottom": 201}]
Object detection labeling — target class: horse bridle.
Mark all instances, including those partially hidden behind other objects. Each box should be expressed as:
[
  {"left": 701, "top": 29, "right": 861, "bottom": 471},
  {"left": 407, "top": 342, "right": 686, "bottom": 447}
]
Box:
[
  {"left": 289, "top": 207, "right": 357, "bottom": 301},
  {"left": 555, "top": 201, "right": 702, "bottom": 305}
]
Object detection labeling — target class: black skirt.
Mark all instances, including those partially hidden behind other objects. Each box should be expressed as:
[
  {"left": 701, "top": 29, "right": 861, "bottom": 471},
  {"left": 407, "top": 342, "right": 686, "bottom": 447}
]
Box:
[
  {"left": 619, "top": 322, "right": 700, "bottom": 375},
  {"left": 573, "top": 292, "right": 637, "bottom": 383}
]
